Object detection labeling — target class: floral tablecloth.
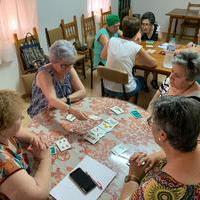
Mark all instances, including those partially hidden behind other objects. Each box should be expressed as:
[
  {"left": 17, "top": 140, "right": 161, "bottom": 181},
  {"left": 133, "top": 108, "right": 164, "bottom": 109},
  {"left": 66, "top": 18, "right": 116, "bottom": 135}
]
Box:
[{"left": 28, "top": 97, "right": 160, "bottom": 200}]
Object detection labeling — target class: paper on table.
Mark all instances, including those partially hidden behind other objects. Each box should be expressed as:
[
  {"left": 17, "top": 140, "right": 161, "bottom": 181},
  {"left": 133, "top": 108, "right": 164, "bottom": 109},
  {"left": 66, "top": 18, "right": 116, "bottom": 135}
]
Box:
[
  {"left": 50, "top": 155, "right": 117, "bottom": 200},
  {"left": 158, "top": 43, "right": 169, "bottom": 50}
]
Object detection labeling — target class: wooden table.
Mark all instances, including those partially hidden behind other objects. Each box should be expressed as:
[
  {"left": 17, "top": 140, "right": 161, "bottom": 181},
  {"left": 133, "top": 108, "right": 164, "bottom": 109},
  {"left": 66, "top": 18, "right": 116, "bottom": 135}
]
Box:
[
  {"left": 28, "top": 97, "right": 160, "bottom": 199},
  {"left": 135, "top": 42, "right": 172, "bottom": 76},
  {"left": 166, "top": 8, "right": 200, "bottom": 42}
]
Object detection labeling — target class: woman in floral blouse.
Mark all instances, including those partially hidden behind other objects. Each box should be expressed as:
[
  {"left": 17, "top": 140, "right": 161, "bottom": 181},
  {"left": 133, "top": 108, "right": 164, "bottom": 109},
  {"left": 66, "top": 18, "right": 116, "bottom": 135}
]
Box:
[{"left": 120, "top": 96, "right": 200, "bottom": 200}]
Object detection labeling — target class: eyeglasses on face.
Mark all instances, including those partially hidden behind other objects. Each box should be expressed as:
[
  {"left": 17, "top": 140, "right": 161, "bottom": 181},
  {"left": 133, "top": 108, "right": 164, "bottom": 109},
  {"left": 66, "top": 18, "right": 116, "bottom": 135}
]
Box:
[{"left": 60, "top": 63, "right": 73, "bottom": 69}]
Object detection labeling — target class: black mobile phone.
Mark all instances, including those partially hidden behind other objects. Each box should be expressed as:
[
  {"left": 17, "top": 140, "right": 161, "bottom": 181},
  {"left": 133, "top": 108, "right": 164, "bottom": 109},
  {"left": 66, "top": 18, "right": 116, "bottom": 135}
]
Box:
[{"left": 69, "top": 167, "right": 96, "bottom": 194}]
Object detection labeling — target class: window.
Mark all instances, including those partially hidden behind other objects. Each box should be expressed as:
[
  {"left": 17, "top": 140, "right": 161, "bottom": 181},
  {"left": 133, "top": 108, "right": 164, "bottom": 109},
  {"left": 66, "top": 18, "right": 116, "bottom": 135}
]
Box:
[
  {"left": 87, "top": 0, "right": 111, "bottom": 16},
  {"left": 0, "top": 0, "right": 38, "bottom": 64}
]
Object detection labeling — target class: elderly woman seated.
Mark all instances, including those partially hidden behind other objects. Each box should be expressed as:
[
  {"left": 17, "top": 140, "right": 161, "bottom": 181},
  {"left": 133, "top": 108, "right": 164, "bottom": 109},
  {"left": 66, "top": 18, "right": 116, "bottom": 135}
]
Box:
[
  {"left": 120, "top": 95, "right": 200, "bottom": 199},
  {"left": 147, "top": 51, "right": 200, "bottom": 112},
  {"left": 0, "top": 90, "right": 51, "bottom": 200},
  {"left": 28, "top": 40, "right": 87, "bottom": 119}
]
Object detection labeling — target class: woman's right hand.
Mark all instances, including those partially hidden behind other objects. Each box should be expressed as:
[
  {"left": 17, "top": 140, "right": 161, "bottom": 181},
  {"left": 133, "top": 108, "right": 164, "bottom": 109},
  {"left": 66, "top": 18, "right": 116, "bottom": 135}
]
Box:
[{"left": 69, "top": 107, "right": 88, "bottom": 120}]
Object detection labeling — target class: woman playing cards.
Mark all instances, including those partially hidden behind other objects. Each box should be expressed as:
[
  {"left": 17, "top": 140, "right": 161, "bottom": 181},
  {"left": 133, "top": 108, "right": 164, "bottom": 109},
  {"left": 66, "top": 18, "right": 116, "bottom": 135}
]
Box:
[
  {"left": 28, "top": 40, "right": 87, "bottom": 120},
  {"left": 120, "top": 96, "right": 200, "bottom": 200},
  {"left": 0, "top": 90, "right": 51, "bottom": 200}
]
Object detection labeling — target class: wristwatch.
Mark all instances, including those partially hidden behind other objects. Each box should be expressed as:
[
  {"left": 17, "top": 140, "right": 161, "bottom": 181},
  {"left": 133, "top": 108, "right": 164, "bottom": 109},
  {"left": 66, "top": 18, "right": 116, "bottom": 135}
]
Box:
[
  {"left": 124, "top": 175, "right": 139, "bottom": 184},
  {"left": 66, "top": 97, "right": 71, "bottom": 106}
]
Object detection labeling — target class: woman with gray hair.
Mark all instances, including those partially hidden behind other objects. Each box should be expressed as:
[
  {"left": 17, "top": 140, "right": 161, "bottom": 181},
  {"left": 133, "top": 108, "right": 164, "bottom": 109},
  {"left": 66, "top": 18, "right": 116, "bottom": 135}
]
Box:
[
  {"left": 147, "top": 51, "right": 200, "bottom": 113},
  {"left": 28, "top": 40, "right": 87, "bottom": 119},
  {"left": 120, "top": 96, "right": 200, "bottom": 199}
]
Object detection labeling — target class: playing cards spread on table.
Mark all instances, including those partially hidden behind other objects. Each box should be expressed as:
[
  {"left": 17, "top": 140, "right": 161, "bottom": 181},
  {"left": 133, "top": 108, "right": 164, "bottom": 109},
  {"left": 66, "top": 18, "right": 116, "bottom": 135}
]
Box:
[
  {"left": 110, "top": 106, "right": 124, "bottom": 115},
  {"left": 65, "top": 114, "right": 76, "bottom": 122},
  {"left": 55, "top": 138, "right": 71, "bottom": 151},
  {"left": 90, "top": 126, "right": 106, "bottom": 138},
  {"left": 104, "top": 118, "right": 119, "bottom": 128},
  {"left": 111, "top": 143, "right": 128, "bottom": 155}
]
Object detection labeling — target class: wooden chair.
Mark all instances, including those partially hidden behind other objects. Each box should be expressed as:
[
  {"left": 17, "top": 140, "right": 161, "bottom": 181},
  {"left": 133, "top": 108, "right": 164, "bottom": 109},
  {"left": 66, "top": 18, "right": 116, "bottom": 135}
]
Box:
[
  {"left": 81, "top": 11, "right": 96, "bottom": 88},
  {"left": 60, "top": 16, "right": 87, "bottom": 79},
  {"left": 100, "top": 6, "right": 112, "bottom": 28},
  {"left": 180, "top": 2, "right": 200, "bottom": 41},
  {"left": 13, "top": 28, "right": 38, "bottom": 96},
  {"left": 45, "top": 27, "right": 64, "bottom": 48},
  {"left": 97, "top": 66, "right": 138, "bottom": 103}
]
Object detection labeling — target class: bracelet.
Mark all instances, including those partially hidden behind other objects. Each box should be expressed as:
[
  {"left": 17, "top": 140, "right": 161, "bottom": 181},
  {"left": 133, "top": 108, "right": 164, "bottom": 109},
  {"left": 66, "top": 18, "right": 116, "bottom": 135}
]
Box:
[{"left": 124, "top": 175, "right": 140, "bottom": 184}]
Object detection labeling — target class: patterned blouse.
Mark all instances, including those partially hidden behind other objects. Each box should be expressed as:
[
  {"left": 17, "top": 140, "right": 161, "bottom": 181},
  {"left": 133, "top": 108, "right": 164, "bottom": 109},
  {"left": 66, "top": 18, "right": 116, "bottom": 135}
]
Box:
[
  {"left": 132, "top": 159, "right": 200, "bottom": 200},
  {"left": 0, "top": 137, "right": 29, "bottom": 185},
  {"left": 27, "top": 66, "right": 73, "bottom": 118}
]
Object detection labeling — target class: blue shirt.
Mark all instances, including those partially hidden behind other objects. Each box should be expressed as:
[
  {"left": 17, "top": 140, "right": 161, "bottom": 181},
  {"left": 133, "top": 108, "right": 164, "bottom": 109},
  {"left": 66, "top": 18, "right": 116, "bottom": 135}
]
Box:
[{"left": 27, "top": 66, "right": 72, "bottom": 118}]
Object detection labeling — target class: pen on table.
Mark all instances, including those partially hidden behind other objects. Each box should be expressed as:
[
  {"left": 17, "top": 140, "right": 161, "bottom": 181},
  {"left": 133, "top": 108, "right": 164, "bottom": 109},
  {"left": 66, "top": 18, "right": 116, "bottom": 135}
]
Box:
[{"left": 86, "top": 172, "right": 103, "bottom": 190}]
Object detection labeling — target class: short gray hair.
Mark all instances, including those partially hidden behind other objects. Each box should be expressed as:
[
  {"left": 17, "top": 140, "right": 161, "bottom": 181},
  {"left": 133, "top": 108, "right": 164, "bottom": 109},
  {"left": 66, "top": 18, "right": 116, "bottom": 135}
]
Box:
[
  {"left": 153, "top": 96, "right": 200, "bottom": 152},
  {"left": 172, "top": 51, "right": 200, "bottom": 81},
  {"left": 49, "top": 40, "right": 77, "bottom": 64}
]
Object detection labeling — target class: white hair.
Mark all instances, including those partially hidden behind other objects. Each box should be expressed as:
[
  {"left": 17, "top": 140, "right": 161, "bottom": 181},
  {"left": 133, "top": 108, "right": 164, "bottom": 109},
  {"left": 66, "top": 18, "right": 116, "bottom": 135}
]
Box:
[{"left": 49, "top": 40, "right": 77, "bottom": 64}]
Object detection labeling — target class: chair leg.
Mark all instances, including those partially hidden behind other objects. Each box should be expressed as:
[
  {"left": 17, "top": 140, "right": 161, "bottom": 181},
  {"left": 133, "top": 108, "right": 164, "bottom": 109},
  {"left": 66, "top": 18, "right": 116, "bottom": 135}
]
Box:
[
  {"left": 91, "top": 67, "right": 93, "bottom": 89},
  {"left": 100, "top": 79, "right": 105, "bottom": 97},
  {"left": 82, "top": 58, "right": 86, "bottom": 79}
]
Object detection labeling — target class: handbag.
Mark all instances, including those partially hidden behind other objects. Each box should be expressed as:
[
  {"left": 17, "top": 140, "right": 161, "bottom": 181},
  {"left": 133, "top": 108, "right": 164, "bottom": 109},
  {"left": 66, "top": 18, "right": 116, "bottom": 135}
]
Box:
[{"left": 20, "top": 33, "right": 49, "bottom": 73}]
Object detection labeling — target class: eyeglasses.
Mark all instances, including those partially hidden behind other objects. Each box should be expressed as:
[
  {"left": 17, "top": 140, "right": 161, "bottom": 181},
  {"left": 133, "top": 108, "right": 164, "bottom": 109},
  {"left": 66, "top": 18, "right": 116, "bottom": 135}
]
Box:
[
  {"left": 60, "top": 63, "right": 73, "bottom": 69},
  {"left": 147, "top": 116, "right": 153, "bottom": 126}
]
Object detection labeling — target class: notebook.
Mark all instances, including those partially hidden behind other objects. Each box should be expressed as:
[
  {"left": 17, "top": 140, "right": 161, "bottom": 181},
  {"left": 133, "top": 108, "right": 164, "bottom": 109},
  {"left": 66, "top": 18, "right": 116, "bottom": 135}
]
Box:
[{"left": 50, "top": 155, "right": 117, "bottom": 200}]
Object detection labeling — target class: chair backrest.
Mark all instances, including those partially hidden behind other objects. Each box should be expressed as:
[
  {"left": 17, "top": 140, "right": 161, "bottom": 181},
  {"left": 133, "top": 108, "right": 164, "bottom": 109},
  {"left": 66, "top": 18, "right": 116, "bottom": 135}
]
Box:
[
  {"left": 81, "top": 11, "right": 96, "bottom": 47},
  {"left": 97, "top": 66, "right": 128, "bottom": 84},
  {"left": 187, "top": 2, "right": 200, "bottom": 10},
  {"left": 100, "top": 6, "right": 112, "bottom": 28},
  {"left": 13, "top": 27, "right": 39, "bottom": 74},
  {"left": 45, "top": 27, "right": 63, "bottom": 48},
  {"left": 60, "top": 16, "right": 80, "bottom": 42}
]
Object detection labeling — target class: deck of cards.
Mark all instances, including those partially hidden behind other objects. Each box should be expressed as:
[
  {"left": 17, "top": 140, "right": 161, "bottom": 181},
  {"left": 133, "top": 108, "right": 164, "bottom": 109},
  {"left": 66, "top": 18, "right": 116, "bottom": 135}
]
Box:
[
  {"left": 110, "top": 106, "right": 124, "bottom": 115},
  {"left": 55, "top": 138, "right": 71, "bottom": 151}
]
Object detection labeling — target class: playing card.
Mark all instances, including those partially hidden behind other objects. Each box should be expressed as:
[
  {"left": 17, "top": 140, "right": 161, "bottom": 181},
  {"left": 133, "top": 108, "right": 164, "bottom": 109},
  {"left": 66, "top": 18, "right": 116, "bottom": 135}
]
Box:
[
  {"left": 65, "top": 114, "right": 76, "bottom": 122},
  {"left": 104, "top": 118, "right": 119, "bottom": 128},
  {"left": 84, "top": 133, "right": 100, "bottom": 144},
  {"left": 146, "top": 45, "right": 154, "bottom": 48},
  {"left": 130, "top": 110, "right": 142, "bottom": 119},
  {"left": 88, "top": 114, "right": 102, "bottom": 121},
  {"left": 50, "top": 145, "right": 57, "bottom": 155},
  {"left": 98, "top": 121, "right": 113, "bottom": 133},
  {"left": 55, "top": 138, "right": 71, "bottom": 151},
  {"left": 111, "top": 143, "right": 128, "bottom": 155},
  {"left": 90, "top": 126, "right": 106, "bottom": 138},
  {"left": 110, "top": 106, "right": 124, "bottom": 115}
]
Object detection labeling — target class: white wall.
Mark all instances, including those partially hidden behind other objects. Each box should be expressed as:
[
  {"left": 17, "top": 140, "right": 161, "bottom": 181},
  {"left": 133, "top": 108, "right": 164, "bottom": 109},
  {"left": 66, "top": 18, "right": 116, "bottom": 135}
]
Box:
[{"left": 131, "top": 0, "right": 200, "bottom": 33}]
